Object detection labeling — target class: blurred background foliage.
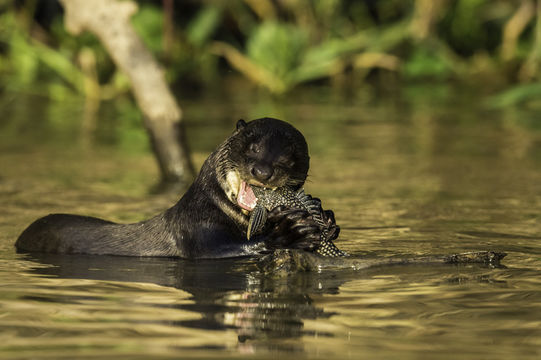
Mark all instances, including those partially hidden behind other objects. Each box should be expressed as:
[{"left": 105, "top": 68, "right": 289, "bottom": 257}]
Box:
[{"left": 1, "top": 0, "right": 541, "bottom": 106}]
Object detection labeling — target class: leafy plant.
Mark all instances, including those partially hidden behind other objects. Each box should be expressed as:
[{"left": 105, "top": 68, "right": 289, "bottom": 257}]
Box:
[
  {"left": 186, "top": 4, "right": 222, "bottom": 48},
  {"left": 246, "top": 21, "right": 308, "bottom": 87},
  {"left": 131, "top": 4, "right": 164, "bottom": 55},
  {"left": 213, "top": 20, "right": 406, "bottom": 94},
  {"left": 0, "top": 12, "right": 85, "bottom": 98},
  {"left": 404, "top": 46, "right": 453, "bottom": 80},
  {"left": 486, "top": 83, "right": 541, "bottom": 108}
]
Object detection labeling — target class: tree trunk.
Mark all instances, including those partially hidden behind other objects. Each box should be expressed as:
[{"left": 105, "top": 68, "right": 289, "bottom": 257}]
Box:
[{"left": 59, "top": 0, "right": 195, "bottom": 188}]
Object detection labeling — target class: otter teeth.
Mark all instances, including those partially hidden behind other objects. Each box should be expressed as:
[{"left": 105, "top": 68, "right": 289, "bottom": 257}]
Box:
[{"left": 225, "top": 170, "right": 241, "bottom": 203}]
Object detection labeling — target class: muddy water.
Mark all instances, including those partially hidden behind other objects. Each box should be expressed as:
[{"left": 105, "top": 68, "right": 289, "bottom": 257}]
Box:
[{"left": 1, "top": 89, "right": 540, "bottom": 359}]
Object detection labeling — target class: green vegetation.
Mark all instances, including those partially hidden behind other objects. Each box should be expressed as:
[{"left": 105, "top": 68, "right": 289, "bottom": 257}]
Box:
[{"left": 1, "top": 0, "right": 541, "bottom": 104}]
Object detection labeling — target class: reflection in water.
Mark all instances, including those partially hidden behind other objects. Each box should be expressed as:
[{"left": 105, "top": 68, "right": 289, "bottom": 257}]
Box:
[
  {"left": 23, "top": 252, "right": 345, "bottom": 353},
  {"left": 2, "top": 90, "right": 541, "bottom": 358},
  {"left": 20, "top": 250, "right": 515, "bottom": 356}
]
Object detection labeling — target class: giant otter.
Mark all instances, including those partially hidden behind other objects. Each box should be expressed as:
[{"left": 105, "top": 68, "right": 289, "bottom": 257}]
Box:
[{"left": 16, "top": 118, "right": 338, "bottom": 259}]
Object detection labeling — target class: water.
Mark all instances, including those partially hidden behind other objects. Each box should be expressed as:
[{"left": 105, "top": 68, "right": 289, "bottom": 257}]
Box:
[{"left": 1, "top": 87, "right": 541, "bottom": 359}]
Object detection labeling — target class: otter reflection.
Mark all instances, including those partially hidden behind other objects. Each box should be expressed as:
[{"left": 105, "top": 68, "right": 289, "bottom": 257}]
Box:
[{"left": 23, "top": 253, "right": 344, "bottom": 351}]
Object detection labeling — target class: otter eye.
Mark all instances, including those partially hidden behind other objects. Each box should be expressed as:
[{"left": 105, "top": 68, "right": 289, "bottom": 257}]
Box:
[
  {"left": 277, "top": 156, "right": 295, "bottom": 168},
  {"left": 249, "top": 143, "right": 260, "bottom": 154}
]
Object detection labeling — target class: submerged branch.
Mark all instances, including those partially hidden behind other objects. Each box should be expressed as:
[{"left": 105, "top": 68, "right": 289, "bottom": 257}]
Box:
[{"left": 260, "top": 249, "right": 507, "bottom": 276}]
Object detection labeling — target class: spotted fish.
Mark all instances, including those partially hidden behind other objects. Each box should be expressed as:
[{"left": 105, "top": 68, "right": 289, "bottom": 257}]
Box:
[{"left": 247, "top": 186, "right": 348, "bottom": 257}]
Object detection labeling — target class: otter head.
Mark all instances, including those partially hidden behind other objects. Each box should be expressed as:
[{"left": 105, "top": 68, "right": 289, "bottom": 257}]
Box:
[{"left": 217, "top": 117, "right": 310, "bottom": 213}]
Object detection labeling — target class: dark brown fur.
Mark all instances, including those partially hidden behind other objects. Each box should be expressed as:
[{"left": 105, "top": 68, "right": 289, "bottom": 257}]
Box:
[{"left": 16, "top": 118, "right": 330, "bottom": 259}]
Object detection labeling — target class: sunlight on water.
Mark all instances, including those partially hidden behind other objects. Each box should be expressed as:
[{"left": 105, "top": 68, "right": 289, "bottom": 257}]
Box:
[{"left": 0, "top": 90, "right": 540, "bottom": 359}]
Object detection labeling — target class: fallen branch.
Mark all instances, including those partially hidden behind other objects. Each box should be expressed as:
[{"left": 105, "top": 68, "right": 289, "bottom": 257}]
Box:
[
  {"left": 260, "top": 249, "right": 507, "bottom": 276},
  {"left": 59, "top": 0, "right": 195, "bottom": 187}
]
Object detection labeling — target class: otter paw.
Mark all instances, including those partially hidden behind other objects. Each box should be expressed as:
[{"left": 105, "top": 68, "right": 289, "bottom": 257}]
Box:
[
  {"left": 262, "top": 206, "right": 322, "bottom": 251},
  {"left": 305, "top": 195, "right": 340, "bottom": 242},
  {"left": 321, "top": 209, "right": 340, "bottom": 241}
]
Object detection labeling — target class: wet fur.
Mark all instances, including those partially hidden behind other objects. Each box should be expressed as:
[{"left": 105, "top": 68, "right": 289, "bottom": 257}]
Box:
[{"left": 16, "top": 118, "right": 321, "bottom": 259}]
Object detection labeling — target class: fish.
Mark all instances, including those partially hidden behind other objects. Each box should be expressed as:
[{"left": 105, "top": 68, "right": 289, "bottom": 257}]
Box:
[{"left": 246, "top": 186, "right": 348, "bottom": 257}]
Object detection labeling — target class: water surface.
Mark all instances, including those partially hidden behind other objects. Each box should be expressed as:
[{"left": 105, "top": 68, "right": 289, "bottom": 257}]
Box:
[{"left": 1, "top": 88, "right": 540, "bottom": 359}]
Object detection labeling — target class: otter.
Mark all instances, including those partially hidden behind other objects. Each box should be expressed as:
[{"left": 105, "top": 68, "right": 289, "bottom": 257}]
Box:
[{"left": 16, "top": 118, "right": 338, "bottom": 259}]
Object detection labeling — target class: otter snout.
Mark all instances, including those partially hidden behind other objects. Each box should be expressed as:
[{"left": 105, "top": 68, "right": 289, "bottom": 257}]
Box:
[{"left": 250, "top": 163, "right": 274, "bottom": 182}]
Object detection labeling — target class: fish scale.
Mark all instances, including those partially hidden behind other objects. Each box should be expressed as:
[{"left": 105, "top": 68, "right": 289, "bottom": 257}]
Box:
[{"left": 247, "top": 186, "right": 348, "bottom": 257}]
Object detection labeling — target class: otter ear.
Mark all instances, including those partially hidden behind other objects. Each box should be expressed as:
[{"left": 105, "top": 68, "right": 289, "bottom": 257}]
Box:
[{"left": 236, "top": 119, "right": 247, "bottom": 131}]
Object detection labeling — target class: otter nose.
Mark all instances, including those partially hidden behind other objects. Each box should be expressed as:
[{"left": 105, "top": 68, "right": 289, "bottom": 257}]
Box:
[{"left": 250, "top": 164, "right": 273, "bottom": 182}]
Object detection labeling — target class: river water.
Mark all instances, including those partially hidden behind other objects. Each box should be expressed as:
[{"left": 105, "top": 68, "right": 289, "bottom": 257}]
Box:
[{"left": 1, "top": 87, "right": 540, "bottom": 359}]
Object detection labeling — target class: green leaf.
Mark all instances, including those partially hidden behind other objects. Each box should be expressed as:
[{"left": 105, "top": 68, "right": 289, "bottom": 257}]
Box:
[
  {"left": 131, "top": 4, "right": 163, "bottom": 54},
  {"left": 404, "top": 47, "right": 453, "bottom": 80},
  {"left": 246, "top": 21, "right": 308, "bottom": 85},
  {"left": 486, "top": 83, "right": 541, "bottom": 108},
  {"left": 187, "top": 5, "right": 222, "bottom": 47}
]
